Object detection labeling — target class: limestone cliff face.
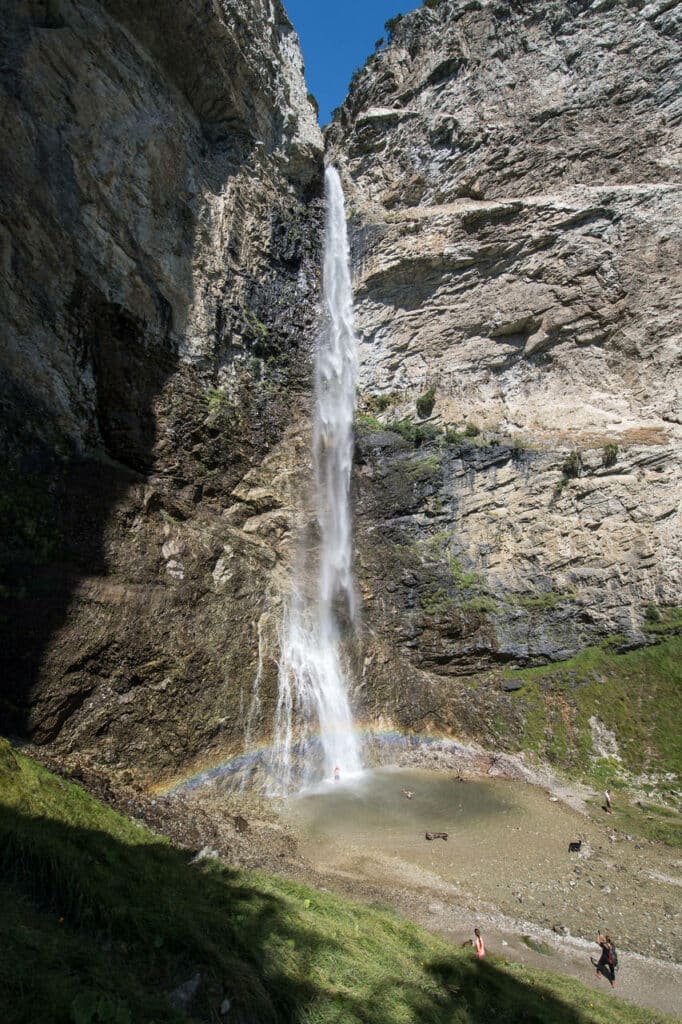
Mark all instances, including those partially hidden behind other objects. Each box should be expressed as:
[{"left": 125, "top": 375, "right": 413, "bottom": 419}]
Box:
[
  {"left": 0, "top": 0, "right": 323, "bottom": 777},
  {"left": 2, "top": 0, "right": 680, "bottom": 781},
  {"left": 325, "top": 0, "right": 681, "bottom": 735}
]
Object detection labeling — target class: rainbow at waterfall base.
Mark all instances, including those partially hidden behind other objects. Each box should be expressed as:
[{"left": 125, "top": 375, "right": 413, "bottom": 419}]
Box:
[{"left": 156, "top": 728, "right": 472, "bottom": 795}]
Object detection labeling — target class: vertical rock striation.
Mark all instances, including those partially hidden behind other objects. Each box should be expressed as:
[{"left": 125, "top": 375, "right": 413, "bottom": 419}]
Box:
[{"left": 0, "top": 0, "right": 323, "bottom": 778}]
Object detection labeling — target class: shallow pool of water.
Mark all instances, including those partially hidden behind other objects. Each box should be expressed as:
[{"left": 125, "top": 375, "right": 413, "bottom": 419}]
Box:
[{"left": 288, "top": 767, "right": 513, "bottom": 845}]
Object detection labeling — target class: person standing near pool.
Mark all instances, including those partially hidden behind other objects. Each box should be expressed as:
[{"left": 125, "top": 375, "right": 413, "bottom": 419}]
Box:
[{"left": 474, "top": 927, "right": 486, "bottom": 959}]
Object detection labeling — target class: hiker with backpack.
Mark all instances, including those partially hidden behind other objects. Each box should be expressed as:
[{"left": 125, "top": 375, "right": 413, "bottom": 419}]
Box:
[{"left": 594, "top": 931, "right": 618, "bottom": 987}]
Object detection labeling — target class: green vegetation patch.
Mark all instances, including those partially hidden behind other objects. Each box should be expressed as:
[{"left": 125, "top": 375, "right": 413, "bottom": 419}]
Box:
[
  {"left": 513, "top": 589, "right": 577, "bottom": 612},
  {"left": 603, "top": 796, "right": 682, "bottom": 848},
  {"left": 461, "top": 595, "right": 498, "bottom": 614},
  {"left": 243, "top": 309, "right": 268, "bottom": 344},
  {"left": 521, "top": 935, "right": 554, "bottom": 957},
  {"left": 362, "top": 392, "right": 400, "bottom": 414},
  {"left": 415, "top": 387, "right": 436, "bottom": 419},
  {"left": 0, "top": 742, "right": 671, "bottom": 1024},
  {"left": 413, "top": 533, "right": 497, "bottom": 620},
  {"left": 390, "top": 418, "right": 441, "bottom": 446},
  {"left": 357, "top": 412, "right": 491, "bottom": 452},
  {"left": 444, "top": 426, "right": 465, "bottom": 445},
  {"left": 205, "top": 386, "right": 229, "bottom": 415},
  {"left": 642, "top": 604, "right": 682, "bottom": 636},
  {"left": 355, "top": 414, "right": 441, "bottom": 446},
  {"left": 419, "top": 586, "right": 457, "bottom": 617},
  {"left": 503, "top": 637, "right": 682, "bottom": 788},
  {"left": 384, "top": 14, "right": 404, "bottom": 39},
  {"left": 554, "top": 450, "right": 583, "bottom": 496}
]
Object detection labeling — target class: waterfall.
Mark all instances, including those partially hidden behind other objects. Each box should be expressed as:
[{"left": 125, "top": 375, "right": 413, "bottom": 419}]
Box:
[{"left": 269, "top": 166, "right": 362, "bottom": 792}]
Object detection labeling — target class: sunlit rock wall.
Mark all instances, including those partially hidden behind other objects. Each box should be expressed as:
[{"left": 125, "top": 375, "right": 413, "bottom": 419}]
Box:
[{"left": 326, "top": 0, "right": 681, "bottom": 735}]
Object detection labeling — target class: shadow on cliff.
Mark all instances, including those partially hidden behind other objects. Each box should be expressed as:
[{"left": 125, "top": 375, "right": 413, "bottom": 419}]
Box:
[
  {"left": 0, "top": 277, "right": 180, "bottom": 740},
  {"left": 1, "top": 800, "right": 594, "bottom": 1024},
  {"left": 0, "top": 1, "right": 322, "bottom": 752},
  {"left": 0, "top": 2, "right": 208, "bottom": 742}
]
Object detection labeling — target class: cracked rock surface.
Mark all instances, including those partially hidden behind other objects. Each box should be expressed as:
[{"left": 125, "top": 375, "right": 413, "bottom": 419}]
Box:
[
  {"left": 322, "top": 0, "right": 681, "bottom": 731},
  {"left": 0, "top": 0, "right": 323, "bottom": 777}
]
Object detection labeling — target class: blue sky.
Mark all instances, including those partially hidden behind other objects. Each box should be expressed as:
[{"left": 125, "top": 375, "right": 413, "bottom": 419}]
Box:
[{"left": 284, "top": 0, "right": 417, "bottom": 125}]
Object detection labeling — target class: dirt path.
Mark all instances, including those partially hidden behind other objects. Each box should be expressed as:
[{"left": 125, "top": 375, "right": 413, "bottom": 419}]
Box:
[{"left": 279, "top": 850, "right": 682, "bottom": 1019}]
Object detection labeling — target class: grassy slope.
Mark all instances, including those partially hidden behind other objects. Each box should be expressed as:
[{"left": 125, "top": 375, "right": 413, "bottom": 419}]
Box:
[
  {"left": 504, "top": 635, "right": 681, "bottom": 775},
  {"left": 500, "top": 635, "right": 682, "bottom": 845},
  {"left": 0, "top": 742, "right": 676, "bottom": 1024}
]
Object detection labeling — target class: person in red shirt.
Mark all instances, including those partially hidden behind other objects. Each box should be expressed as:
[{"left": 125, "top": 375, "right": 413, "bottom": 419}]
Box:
[{"left": 474, "top": 928, "right": 486, "bottom": 959}]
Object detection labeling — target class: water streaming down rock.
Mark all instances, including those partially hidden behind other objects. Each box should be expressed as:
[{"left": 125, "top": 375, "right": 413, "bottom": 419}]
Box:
[
  {"left": 269, "top": 166, "right": 362, "bottom": 793},
  {"left": 237, "top": 615, "right": 266, "bottom": 791}
]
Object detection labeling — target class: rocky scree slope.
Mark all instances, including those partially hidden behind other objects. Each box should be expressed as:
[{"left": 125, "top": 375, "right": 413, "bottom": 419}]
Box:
[
  {"left": 323, "top": 0, "right": 682, "bottom": 747},
  {"left": 0, "top": 0, "right": 323, "bottom": 780}
]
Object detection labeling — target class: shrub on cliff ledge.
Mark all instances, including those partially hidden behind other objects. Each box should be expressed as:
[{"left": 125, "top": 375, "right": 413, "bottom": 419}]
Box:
[
  {"left": 444, "top": 426, "right": 465, "bottom": 445},
  {"left": 561, "top": 451, "right": 582, "bottom": 479},
  {"left": 384, "top": 14, "right": 403, "bottom": 39},
  {"left": 416, "top": 387, "right": 436, "bottom": 418},
  {"left": 553, "top": 449, "right": 583, "bottom": 497},
  {"left": 391, "top": 418, "right": 440, "bottom": 445}
]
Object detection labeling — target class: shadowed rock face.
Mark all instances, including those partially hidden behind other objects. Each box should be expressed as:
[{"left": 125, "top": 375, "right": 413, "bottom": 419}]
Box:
[
  {"left": 324, "top": 0, "right": 681, "bottom": 734},
  {"left": 0, "top": 0, "right": 323, "bottom": 777}
]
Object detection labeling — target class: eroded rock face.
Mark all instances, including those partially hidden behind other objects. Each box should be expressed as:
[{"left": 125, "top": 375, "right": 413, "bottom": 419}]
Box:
[
  {"left": 0, "top": 0, "right": 323, "bottom": 777},
  {"left": 2, "top": 0, "right": 680, "bottom": 780},
  {"left": 325, "top": 0, "right": 681, "bottom": 734}
]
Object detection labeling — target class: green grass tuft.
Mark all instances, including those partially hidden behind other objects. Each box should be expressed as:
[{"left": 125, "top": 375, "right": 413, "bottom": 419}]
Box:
[{"left": 642, "top": 605, "right": 682, "bottom": 636}]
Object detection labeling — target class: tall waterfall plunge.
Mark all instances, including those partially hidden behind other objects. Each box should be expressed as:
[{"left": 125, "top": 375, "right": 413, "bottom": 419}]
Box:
[{"left": 270, "top": 167, "right": 362, "bottom": 793}]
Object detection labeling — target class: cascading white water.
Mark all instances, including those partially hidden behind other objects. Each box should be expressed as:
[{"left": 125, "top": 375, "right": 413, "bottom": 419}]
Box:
[{"left": 270, "top": 166, "right": 362, "bottom": 792}]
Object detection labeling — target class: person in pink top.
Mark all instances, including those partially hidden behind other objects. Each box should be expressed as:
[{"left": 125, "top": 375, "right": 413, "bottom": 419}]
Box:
[{"left": 474, "top": 927, "right": 486, "bottom": 959}]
